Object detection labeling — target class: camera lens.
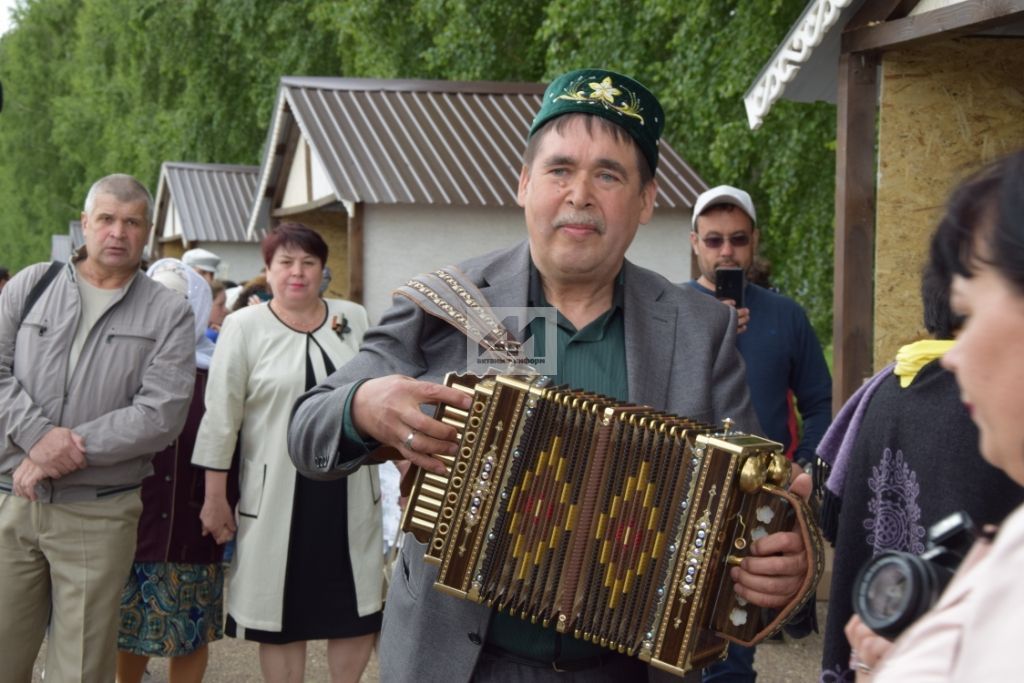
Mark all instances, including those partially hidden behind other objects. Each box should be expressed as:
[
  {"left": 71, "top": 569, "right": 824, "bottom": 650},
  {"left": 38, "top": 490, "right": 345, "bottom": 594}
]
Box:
[
  {"left": 852, "top": 512, "right": 980, "bottom": 640},
  {"left": 852, "top": 552, "right": 952, "bottom": 640}
]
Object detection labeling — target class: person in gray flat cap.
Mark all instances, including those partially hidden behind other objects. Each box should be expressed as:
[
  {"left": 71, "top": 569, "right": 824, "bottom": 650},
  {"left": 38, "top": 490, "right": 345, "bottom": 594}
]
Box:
[
  {"left": 287, "top": 69, "right": 814, "bottom": 682},
  {"left": 182, "top": 247, "right": 221, "bottom": 285}
]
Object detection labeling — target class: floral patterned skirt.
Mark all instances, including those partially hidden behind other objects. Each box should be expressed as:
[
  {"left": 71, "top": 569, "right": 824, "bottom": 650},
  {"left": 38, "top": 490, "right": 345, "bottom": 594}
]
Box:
[{"left": 118, "top": 562, "right": 225, "bottom": 657}]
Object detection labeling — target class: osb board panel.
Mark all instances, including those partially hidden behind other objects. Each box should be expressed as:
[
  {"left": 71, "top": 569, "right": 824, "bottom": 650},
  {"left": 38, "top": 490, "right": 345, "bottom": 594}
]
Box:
[
  {"left": 157, "top": 240, "right": 185, "bottom": 260},
  {"left": 271, "top": 209, "right": 350, "bottom": 300},
  {"left": 875, "top": 37, "right": 1024, "bottom": 369}
]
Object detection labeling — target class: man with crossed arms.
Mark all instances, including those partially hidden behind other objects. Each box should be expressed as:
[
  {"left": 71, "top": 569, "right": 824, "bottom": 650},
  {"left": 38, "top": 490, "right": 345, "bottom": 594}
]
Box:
[{"left": 0, "top": 174, "right": 194, "bottom": 681}]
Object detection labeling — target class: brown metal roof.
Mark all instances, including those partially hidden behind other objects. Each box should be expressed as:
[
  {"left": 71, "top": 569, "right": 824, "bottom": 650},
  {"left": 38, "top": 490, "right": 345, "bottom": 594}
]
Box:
[
  {"left": 156, "top": 162, "right": 259, "bottom": 243},
  {"left": 249, "top": 76, "right": 706, "bottom": 234}
]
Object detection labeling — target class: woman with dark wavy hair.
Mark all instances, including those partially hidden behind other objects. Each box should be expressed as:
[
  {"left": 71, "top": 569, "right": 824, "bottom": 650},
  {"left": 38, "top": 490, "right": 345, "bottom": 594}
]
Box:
[
  {"left": 816, "top": 162, "right": 1024, "bottom": 682},
  {"left": 846, "top": 151, "right": 1024, "bottom": 680}
]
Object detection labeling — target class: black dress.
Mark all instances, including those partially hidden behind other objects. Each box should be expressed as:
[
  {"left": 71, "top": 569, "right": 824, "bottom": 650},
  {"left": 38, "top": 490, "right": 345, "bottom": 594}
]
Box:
[{"left": 227, "top": 333, "right": 382, "bottom": 643}]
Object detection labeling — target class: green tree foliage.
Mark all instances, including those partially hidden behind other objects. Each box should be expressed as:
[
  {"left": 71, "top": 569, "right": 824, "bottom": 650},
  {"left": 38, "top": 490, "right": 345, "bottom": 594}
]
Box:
[
  {"left": 0, "top": 0, "right": 84, "bottom": 265},
  {"left": 535, "top": 0, "right": 835, "bottom": 339},
  {"left": 313, "top": 0, "right": 547, "bottom": 81},
  {"left": 0, "top": 0, "right": 835, "bottom": 339},
  {"left": 0, "top": 0, "right": 341, "bottom": 266}
]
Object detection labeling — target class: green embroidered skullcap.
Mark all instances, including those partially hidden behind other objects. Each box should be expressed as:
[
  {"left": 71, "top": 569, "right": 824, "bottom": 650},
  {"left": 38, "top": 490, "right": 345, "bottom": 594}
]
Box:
[{"left": 530, "top": 68, "right": 665, "bottom": 174}]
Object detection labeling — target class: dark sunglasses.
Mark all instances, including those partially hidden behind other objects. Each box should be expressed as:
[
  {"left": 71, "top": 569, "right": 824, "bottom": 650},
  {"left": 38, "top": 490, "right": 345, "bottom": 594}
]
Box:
[{"left": 698, "top": 233, "right": 751, "bottom": 249}]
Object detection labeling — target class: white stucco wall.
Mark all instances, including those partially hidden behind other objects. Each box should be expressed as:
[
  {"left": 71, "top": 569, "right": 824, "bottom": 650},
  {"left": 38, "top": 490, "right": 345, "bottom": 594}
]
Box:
[
  {"left": 361, "top": 204, "right": 692, "bottom": 325},
  {"left": 627, "top": 212, "right": 692, "bottom": 284},
  {"left": 160, "top": 202, "right": 182, "bottom": 240},
  {"left": 206, "top": 241, "right": 265, "bottom": 284},
  {"left": 282, "top": 139, "right": 335, "bottom": 207}
]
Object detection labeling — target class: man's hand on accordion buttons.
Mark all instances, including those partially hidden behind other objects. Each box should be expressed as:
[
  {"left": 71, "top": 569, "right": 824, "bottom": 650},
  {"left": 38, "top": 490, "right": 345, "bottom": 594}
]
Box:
[
  {"left": 351, "top": 375, "right": 472, "bottom": 475},
  {"left": 729, "top": 471, "right": 812, "bottom": 608}
]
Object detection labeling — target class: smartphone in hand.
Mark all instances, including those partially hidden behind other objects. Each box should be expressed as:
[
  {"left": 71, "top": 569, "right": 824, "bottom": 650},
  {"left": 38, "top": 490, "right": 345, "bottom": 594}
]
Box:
[{"left": 715, "top": 267, "right": 745, "bottom": 308}]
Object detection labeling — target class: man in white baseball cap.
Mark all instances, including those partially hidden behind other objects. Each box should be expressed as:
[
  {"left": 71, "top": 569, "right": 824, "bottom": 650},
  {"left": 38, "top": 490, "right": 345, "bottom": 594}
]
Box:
[
  {"left": 688, "top": 182, "right": 831, "bottom": 466},
  {"left": 687, "top": 184, "right": 832, "bottom": 681},
  {"left": 691, "top": 184, "right": 758, "bottom": 229},
  {"left": 182, "top": 248, "right": 221, "bottom": 285}
]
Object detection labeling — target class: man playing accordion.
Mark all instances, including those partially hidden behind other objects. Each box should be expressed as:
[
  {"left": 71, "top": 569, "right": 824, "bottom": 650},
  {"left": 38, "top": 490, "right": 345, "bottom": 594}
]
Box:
[{"left": 288, "top": 68, "right": 813, "bottom": 682}]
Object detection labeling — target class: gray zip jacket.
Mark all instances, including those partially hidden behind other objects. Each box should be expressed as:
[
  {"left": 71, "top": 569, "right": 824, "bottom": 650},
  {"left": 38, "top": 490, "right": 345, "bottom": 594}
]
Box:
[{"left": 0, "top": 257, "right": 195, "bottom": 502}]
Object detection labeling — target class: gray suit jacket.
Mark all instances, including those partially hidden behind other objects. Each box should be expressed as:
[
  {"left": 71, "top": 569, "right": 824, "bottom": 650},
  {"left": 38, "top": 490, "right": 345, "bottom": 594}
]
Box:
[{"left": 289, "top": 240, "right": 757, "bottom": 682}]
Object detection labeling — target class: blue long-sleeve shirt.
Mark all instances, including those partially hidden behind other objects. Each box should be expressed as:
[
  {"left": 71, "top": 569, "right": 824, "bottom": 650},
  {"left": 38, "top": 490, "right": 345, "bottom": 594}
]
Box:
[{"left": 688, "top": 281, "right": 832, "bottom": 465}]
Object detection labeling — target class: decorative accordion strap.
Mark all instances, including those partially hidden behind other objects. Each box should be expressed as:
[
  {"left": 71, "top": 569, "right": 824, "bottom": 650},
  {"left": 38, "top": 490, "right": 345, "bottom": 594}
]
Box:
[{"left": 395, "top": 266, "right": 534, "bottom": 373}]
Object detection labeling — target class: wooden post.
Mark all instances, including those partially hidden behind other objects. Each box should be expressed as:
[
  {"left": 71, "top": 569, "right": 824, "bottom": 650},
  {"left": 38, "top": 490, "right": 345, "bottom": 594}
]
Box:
[
  {"left": 347, "top": 202, "right": 364, "bottom": 305},
  {"left": 833, "top": 51, "right": 878, "bottom": 409}
]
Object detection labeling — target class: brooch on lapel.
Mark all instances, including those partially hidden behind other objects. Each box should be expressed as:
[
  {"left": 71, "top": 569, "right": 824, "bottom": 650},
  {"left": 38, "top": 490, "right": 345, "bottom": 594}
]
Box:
[{"left": 331, "top": 314, "right": 351, "bottom": 340}]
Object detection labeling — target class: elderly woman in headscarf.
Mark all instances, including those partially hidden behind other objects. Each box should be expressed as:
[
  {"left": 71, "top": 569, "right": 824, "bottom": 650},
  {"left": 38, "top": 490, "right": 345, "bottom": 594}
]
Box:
[{"left": 116, "top": 258, "right": 236, "bottom": 683}]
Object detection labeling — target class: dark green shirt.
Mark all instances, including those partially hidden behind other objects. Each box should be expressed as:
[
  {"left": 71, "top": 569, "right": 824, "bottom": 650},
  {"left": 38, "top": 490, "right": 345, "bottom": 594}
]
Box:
[
  {"left": 485, "top": 262, "right": 627, "bottom": 661},
  {"left": 341, "top": 260, "right": 629, "bottom": 661}
]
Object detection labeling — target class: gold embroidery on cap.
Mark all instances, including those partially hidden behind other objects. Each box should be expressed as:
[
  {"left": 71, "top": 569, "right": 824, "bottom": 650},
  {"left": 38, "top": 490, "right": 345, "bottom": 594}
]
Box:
[{"left": 555, "top": 75, "right": 645, "bottom": 125}]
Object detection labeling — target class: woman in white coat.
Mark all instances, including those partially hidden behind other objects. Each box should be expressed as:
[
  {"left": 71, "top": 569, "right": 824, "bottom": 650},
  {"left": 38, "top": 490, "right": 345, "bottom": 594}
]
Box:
[{"left": 193, "top": 223, "right": 382, "bottom": 683}]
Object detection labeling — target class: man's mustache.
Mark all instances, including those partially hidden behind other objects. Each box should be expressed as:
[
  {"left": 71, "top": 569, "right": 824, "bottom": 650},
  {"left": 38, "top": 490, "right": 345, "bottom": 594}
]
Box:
[{"left": 554, "top": 213, "right": 605, "bottom": 234}]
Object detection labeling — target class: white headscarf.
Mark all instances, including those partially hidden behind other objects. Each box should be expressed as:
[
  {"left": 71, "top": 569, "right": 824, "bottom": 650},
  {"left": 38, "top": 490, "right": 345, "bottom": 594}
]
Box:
[{"left": 147, "top": 257, "right": 214, "bottom": 369}]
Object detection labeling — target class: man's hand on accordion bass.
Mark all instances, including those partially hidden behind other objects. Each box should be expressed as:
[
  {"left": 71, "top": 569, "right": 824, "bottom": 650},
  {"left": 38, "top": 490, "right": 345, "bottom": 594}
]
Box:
[
  {"left": 351, "top": 375, "right": 473, "bottom": 475},
  {"left": 728, "top": 469, "right": 812, "bottom": 608}
]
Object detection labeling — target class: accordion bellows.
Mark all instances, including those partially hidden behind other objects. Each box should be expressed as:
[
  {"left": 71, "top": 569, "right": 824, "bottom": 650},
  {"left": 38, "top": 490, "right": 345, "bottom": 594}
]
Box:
[{"left": 401, "top": 374, "right": 823, "bottom": 677}]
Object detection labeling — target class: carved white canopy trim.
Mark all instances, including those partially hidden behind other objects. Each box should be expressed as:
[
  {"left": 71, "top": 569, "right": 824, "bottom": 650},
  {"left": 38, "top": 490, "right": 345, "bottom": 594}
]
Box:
[{"left": 743, "top": 0, "right": 855, "bottom": 129}]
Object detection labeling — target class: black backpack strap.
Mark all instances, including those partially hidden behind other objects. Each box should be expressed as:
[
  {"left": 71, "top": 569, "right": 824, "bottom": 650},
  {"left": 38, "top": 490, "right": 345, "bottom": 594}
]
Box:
[{"left": 20, "top": 261, "right": 64, "bottom": 325}]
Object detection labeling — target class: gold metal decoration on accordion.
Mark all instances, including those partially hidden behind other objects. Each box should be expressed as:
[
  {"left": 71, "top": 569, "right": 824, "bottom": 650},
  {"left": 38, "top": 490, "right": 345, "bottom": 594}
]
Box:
[{"left": 401, "top": 374, "right": 824, "bottom": 678}]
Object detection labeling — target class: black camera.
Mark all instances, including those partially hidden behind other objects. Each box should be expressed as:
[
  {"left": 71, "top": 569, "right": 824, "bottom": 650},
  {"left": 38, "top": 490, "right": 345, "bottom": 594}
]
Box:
[{"left": 852, "top": 511, "right": 978, "bottom": 639}]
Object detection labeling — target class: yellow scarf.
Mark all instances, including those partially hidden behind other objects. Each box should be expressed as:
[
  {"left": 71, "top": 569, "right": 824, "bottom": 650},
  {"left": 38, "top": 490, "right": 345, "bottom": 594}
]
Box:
[{"left": 894, "top": 339, "right": 956, "bottom": 388}]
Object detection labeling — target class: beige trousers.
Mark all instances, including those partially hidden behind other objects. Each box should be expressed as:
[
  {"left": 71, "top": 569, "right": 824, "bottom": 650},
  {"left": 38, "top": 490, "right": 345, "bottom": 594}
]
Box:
[{"left": 0, "top": 490, "right": 142, "bottom": 682}]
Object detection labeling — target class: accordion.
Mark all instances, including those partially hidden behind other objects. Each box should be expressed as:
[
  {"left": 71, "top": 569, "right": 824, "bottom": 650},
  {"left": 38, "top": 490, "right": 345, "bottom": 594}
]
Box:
[{"left": 401, "top": 374, "right": 823, "bottom": 677}]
